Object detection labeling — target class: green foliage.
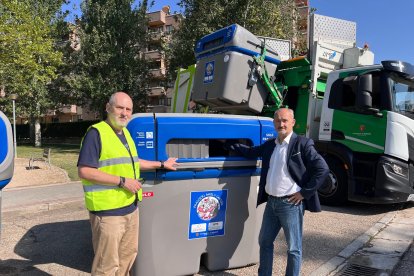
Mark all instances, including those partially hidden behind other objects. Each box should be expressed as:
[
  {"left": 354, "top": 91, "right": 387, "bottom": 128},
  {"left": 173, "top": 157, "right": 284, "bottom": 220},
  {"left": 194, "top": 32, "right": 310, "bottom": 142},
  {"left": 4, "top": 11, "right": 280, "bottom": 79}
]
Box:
[
  {"left": 167, "top": 0, "right": 299, "bottom": 78},
  {"left": 75, "top": 0, "right": 151, "bottom": 115},
  {"left": 0, "top": 0, "right": 64, "bottom": 118}
]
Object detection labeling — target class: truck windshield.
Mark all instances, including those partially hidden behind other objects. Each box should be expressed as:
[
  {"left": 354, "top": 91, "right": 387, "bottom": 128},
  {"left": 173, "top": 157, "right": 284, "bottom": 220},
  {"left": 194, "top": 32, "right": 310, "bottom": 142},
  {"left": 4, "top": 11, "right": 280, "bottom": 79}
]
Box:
[{"left": 391, "top": 74, "right": 414, "bottom": 118}]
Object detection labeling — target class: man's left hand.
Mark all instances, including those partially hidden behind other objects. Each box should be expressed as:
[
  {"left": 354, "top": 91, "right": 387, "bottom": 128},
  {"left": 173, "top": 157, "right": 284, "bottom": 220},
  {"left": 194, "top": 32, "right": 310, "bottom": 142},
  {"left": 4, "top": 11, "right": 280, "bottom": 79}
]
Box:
[{"left": 288, "top": 192, "right": 304, "bottom": 205}]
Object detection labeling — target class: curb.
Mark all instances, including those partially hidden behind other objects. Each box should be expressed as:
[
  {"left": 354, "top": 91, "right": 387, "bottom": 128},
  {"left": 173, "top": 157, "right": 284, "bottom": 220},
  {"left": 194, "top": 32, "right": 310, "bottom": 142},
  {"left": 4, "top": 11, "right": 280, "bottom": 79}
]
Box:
[
  {"left": 1, "top": 181, "right": 84, "bottom": 212},
  {"left": 311, "top": 204, "right": 414, "bottom": 276},
  {"left": 310, "top": 212, "right": 396, "bottom": 276},
  {"left": 3, "top": 180, "right": 81, "bottom": 191},
  {"left": 3, "top": 197, "right": 85, "bottom": 213}
]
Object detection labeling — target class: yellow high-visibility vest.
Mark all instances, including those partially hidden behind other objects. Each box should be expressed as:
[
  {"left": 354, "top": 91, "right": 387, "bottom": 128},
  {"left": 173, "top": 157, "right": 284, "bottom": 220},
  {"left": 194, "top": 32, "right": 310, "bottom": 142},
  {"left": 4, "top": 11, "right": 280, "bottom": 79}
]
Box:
[{"left": 81, "top": 121, "right": 142, "bottom": 211}]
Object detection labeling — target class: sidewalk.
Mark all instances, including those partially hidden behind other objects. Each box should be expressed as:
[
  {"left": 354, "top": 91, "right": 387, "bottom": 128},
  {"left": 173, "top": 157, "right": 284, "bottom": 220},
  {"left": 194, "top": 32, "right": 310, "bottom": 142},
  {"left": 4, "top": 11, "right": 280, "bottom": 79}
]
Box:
[
  {"left": 1, "top": 160, "right": 414, "bottom": 275},
  {"left": 5, "top": 158, "right": 70, "bottom": 189},
  {"left": 311, "top": 203, "right": 414, "bottom": 275},
  {"left": 3, "top": 182, "right": 413, "bottom": 275},
  {"left": 2, "top": 181, "right": 83, "bottom": 212}
]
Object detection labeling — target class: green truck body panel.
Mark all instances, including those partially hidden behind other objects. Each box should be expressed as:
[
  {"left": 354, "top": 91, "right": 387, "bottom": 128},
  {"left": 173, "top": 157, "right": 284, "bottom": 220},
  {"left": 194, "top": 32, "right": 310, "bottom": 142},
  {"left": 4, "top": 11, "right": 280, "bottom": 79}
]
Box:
[{"left": 332, "top": 110, "right": 387, "bottom": 153}]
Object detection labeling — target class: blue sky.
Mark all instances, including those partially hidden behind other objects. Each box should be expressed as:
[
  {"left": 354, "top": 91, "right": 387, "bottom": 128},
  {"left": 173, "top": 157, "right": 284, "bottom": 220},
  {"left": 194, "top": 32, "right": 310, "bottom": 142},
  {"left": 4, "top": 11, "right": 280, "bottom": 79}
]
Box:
[{"left": 62, "top": 0, "right": 413, "bottom": 64}]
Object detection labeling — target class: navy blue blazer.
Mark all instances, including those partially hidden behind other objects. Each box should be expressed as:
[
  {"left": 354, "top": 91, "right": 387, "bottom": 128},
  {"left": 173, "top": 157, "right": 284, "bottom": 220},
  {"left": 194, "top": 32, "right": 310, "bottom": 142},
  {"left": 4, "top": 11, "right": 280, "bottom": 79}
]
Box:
[{"left": 228, "top": 132, "right": 329, "bottom": 212}]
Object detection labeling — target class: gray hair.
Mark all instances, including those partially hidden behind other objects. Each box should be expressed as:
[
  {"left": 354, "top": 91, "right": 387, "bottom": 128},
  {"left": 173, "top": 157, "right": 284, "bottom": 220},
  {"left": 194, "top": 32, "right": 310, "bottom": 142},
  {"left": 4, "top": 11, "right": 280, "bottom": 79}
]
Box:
[
  {"left": 108, "top": 94, "right": 117, "bottom": 105},
  {"left": 274, "top": 107, "right": 295, "bottom": 118},
  {"left": 108, "top": 91, "right": 130, "bottom": 105}
]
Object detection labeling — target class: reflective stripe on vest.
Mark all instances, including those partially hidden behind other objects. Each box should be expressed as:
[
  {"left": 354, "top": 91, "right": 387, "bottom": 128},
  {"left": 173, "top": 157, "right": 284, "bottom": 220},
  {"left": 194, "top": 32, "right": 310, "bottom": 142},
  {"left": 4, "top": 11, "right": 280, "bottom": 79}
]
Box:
[
  {"left": 83, "top": 184, "right": 119, "bottom": 193},
  {"left": 81, "top": 121, "right": 142, "bottom": 211},
  {"left": 99, "top": 156, "right": 139, "bottom": 167}
]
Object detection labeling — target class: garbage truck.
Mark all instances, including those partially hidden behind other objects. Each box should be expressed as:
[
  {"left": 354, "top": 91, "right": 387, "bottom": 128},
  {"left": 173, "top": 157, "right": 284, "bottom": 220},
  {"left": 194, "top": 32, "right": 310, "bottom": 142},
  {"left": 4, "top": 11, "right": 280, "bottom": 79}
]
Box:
[
  {"left": 0, "top": 111, "right": 15, "bottom": 237},
  {"left": 189, "top": 14, "right": 414, "bottom": 205}
]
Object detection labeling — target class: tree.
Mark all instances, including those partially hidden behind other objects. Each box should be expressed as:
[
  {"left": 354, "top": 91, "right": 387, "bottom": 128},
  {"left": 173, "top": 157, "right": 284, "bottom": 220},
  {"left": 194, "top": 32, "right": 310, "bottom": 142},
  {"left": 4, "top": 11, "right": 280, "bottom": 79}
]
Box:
[
  {"left": 167, "top": 0, "right": 299, "bottom": 78},
  {"left": 0, "top": 0, "right": 65, "bottom": 146},
  {"left": 76, "top": 0, "right": 151, "bottom": 116}
]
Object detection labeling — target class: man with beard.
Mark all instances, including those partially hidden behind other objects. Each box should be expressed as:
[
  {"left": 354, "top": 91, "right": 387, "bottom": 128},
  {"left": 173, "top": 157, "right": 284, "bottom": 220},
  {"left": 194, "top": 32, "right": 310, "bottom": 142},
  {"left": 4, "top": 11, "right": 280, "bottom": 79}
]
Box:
[{"left": 78, "top": 92, "right": 178, "bottom": 275}]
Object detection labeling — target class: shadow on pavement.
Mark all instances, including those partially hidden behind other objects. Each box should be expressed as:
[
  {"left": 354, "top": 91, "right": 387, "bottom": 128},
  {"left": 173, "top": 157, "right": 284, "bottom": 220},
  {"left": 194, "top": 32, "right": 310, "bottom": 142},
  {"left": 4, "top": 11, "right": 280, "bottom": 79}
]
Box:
[
  {"left": 0, "top": 259, "right": 51, "bottom": 275},
  {"left": 13, "top": 220, "right": 93, "bottom": 273},
  {"left": 322, "top": 202, "right": 408, "bottom": 216}
]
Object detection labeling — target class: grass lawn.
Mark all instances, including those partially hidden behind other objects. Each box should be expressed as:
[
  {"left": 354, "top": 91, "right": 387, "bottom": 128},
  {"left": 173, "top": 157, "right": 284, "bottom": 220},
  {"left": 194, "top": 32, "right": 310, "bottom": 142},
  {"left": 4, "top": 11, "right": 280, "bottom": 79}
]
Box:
[{"left": 17, "top": 144, "right": 80, "bottom": 181}]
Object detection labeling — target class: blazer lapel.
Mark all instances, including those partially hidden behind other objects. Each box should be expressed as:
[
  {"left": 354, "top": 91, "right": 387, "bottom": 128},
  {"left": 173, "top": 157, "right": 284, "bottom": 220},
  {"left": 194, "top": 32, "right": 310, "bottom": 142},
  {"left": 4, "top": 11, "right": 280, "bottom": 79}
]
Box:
[{"left": 287, "top": 132, "right": 298, "bottom": 166}]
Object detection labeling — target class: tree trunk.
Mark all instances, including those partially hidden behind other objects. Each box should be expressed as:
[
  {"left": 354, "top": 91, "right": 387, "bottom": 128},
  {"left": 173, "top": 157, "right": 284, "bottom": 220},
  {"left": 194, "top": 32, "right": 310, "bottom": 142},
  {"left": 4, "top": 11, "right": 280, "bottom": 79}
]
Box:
[
  {"left": 30, "top": 117, "right": 42, "bottom": 147},
  {"left": 35, "top": 118, "right": 41, "bottom": 147}
]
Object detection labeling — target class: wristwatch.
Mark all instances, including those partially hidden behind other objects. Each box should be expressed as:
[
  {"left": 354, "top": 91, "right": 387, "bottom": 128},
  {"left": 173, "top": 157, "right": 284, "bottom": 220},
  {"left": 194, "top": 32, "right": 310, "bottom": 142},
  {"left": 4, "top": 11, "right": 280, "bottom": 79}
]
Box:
[
  {"left": 118, "top": 176, "right": 126, "bottom": 188},
  {"left": 160, "top": 161, "right": 165, "bottom": 169}
]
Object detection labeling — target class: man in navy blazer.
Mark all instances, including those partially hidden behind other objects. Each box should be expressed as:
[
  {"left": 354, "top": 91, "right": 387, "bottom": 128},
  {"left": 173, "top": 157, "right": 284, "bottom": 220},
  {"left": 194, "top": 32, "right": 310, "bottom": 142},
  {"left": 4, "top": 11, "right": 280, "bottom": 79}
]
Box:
[{"left": 227, "top": 108, "right": 329, "bottom": 276}]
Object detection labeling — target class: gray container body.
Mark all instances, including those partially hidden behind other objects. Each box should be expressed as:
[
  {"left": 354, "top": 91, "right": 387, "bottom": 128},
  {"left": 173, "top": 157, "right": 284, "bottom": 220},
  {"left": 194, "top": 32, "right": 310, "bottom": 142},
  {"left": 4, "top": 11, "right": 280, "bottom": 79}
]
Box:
[
  {"left": 192, "top": 24, "right": 281, "bottom": 115},
  {"left": 135, "top": 175, "right": 264, "bottom": 275}
]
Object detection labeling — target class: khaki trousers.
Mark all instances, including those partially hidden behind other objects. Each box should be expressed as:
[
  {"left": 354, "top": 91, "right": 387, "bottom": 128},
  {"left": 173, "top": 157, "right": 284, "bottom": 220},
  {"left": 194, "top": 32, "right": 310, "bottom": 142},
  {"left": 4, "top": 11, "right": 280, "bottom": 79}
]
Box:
[{"left": 89, "top": 208, "right": 139, "bottom": 276}]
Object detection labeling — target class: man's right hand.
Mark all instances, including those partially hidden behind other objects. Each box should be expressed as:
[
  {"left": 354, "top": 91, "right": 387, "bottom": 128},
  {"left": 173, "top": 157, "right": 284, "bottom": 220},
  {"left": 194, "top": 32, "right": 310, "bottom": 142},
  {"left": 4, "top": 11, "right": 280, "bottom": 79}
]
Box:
[{"left": 123, "top": 178, "right": 142, "bottom": 194}]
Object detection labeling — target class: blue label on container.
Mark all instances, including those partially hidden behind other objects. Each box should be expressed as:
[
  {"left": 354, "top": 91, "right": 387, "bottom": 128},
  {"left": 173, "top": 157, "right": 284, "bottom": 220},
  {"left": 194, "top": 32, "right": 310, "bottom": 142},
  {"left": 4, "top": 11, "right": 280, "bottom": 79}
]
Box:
[
  {"left": 203, "top": 61, "right": 215, "bottom": 83},
  {"left": 188, "top": 190, "right": 227, "bottom": 240}
]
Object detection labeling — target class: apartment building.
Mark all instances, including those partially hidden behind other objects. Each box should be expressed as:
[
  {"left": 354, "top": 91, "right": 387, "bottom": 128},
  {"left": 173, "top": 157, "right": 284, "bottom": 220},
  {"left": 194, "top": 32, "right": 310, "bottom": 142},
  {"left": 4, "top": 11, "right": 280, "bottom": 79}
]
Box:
[
  {"left": 38, "top": 7, "right": 182, "bottom": 124},
  {"left": 145, "top": 6, "right": 183, "bottom": 112},
  {"left": 294, "top": 0, "right": 309, "bottom": 54}
]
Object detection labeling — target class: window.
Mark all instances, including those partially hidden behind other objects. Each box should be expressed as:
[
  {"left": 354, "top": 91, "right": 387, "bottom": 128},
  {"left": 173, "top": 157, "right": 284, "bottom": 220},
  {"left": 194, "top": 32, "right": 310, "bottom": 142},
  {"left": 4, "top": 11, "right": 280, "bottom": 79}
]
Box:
[
  {"left": 328, "top": 73, "right": 382, "bottom": 114},
  {"left": 159, "top": 98, "right": 171, "bottom": 106},
  {"left": 147, "top": 44, "right": 162, "bottom": 51},
  {"left": 149, "top": 26, "right": 163, "bottom": 33},
  {"left": 165, "top": 25, "right": 174, "bottom": 33},
  {"left": 148, "top": 61, "right": 161, "bottom": 70}
]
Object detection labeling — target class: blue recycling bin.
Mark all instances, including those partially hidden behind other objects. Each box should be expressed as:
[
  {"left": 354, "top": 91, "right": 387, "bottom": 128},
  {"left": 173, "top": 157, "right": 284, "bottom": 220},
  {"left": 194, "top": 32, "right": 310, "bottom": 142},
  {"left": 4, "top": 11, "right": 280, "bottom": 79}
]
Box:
[
  {"left": 0, "top": 111, "right": 14, "bottom": 189},
  {"left": 0, "top": 111, "right": 15, "bottom": 237},
  {"left": 192, "top": 24, "right": 281, "bottom": 114},
  {"left": 127, "top": 113, "right": 276, "bottom": 276}
]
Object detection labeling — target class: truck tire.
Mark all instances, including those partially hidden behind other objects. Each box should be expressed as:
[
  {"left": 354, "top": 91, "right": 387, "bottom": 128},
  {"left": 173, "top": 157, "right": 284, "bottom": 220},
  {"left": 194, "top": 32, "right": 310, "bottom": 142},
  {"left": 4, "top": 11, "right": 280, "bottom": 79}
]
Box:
[{"left": 318, "top": 156, "right": 348, "bottom": 206}]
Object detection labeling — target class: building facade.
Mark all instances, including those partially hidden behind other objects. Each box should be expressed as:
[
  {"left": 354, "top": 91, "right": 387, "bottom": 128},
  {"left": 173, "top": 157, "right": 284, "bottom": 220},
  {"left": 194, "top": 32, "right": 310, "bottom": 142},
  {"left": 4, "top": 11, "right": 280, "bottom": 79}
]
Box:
[{"left": 145, "top": 6, "right": 182, "bottom": 112}]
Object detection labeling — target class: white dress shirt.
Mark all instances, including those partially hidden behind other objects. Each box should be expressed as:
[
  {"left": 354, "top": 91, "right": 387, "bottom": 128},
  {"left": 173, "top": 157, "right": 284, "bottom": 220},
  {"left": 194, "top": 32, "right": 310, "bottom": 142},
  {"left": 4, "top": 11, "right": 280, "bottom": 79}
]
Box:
[{"left": 265, "top": 132, "right": 301, "bottom": 197}]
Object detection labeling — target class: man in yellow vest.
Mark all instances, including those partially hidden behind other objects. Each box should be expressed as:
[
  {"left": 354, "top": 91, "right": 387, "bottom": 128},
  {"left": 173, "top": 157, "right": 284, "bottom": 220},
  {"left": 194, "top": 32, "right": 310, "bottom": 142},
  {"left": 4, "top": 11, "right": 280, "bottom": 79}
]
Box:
[{"left": 78, "top": 91, "right": 178, "bottom": 275}]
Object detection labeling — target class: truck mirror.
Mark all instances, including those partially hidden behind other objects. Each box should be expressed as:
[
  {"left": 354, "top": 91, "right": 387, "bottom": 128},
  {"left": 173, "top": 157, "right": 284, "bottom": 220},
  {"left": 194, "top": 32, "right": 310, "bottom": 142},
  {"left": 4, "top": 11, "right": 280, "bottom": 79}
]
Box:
[{"left": 356, "top": 74, "right": 373, "bottom": 109}]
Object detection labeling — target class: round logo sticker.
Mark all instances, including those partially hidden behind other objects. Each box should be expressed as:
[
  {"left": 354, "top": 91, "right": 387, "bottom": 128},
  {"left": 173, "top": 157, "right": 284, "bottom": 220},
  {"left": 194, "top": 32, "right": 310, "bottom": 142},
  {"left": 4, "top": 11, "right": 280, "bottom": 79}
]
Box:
[
  {"left": 206, "top": 63, "right": 214, "bottom": 76},
  {"left": 224, "top": 54, "right": 230, "bottom": 63},
  {"left": 196, "top": 196, "right": 220, "bottom": 221}
]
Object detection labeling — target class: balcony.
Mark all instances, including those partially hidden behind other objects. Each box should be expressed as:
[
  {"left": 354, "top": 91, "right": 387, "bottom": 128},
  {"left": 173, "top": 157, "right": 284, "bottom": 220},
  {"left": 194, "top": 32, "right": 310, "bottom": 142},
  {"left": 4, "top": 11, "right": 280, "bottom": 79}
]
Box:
[
  {"left": 144, "top": 50, "right": 163, "bottom": 61},
  {"left": 295, "top": 0, "right": 309, "bottom": 7},
  {"left": 147, "top": 86, "right": 166, "bottom": 97},
  {"left": 59, "top": 105, "right": 77, "bottom": 114},
  {"left": 149, "top": 67, "right": 166, "bottom": 79},
  {"left": 148, "top": 11, "right": 166, "bottom": 26},
  {"left": 150, "top": 32, "right": 164, "bottom": 43}
]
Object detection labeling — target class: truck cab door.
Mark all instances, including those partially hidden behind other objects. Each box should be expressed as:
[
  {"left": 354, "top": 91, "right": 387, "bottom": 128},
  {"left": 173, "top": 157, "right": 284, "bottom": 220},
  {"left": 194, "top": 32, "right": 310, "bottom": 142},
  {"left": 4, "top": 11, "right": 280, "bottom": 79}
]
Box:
[{"left": 328, "top": 72, "right": 387, "bottom": 154}]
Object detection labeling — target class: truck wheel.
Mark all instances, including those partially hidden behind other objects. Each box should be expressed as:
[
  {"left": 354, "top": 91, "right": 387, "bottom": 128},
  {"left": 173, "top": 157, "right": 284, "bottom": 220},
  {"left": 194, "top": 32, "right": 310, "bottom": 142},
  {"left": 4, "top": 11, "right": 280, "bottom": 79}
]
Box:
[{"left": 318, "top": 156, "right": 348, "bottom": 206}]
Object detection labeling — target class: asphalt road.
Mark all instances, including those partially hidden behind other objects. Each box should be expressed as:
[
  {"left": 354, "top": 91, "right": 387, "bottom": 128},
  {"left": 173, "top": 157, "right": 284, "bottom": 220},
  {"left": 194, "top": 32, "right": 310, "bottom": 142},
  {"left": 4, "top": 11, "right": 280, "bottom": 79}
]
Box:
[{"left": 0, "top": 197, "right": 406, "bottom": 276}]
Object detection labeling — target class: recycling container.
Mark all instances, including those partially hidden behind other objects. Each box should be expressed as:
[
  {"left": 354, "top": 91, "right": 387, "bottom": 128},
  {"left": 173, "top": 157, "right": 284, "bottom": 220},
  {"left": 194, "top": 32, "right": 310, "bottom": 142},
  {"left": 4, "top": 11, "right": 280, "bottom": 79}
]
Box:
[
  {"left": 127, "top": 113, "right": 276, "bottom": 276},
  {"left": 0, "top": 111, "right": 15, "bottom": 237},
  {"left": 192, "top": 24, "right": 281, "bottom": 114}
]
